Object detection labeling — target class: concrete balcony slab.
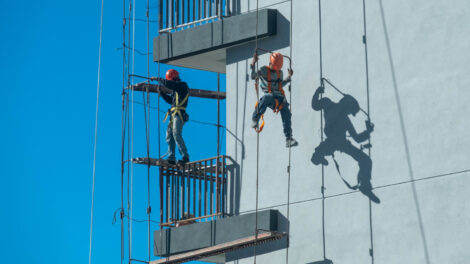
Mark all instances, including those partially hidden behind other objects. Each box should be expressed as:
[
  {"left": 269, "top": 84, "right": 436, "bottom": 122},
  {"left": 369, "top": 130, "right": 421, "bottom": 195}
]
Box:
[{"left": 154, "top": 9, "right": 278, "bottom": 73}]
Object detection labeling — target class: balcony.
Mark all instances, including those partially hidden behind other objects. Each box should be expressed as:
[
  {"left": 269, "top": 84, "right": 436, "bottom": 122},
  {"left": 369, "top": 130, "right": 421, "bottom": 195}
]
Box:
[{"left": 154, "top": 8, "right": 278, "bottom": 72}]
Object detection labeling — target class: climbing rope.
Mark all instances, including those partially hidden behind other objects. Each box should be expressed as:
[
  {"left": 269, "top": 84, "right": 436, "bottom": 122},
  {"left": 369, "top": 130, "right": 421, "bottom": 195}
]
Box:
[
  {"left": 253, "top": 0, "right": 260, "bottom": 263},
  {"left": 316, "top": 1, "right": 377, "bottom": 262},
  {"left": 361, "top": 0, "right": 375, "bottom": 262},
  {"left": 120, "top": 0, "right": 128, "bottom": 261},
  {"left": 128, "top": 0, "right": 135, "bottom": 260},
  {"left": 88, "top": 0, "right": 104, "bottom": 263},
  {"left": 156, "top": 3, "right": 165, "bottom": 264},
  {"left": 378, "top": 0, "right": 430, "bottom": 263},
  {"left": 285, "top": 0, "right": 293, "bottom": 262},
  {"left": 145, "top": 0, "right": 152, "bottom": 261},
  {"left": 316, "top": 0, "right": 327, "bottom": 261}
]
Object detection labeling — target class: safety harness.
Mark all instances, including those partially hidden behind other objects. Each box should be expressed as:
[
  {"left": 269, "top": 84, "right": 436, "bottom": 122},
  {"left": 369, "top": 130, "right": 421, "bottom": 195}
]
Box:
[
  {"left": 163, "top": 91, "right": 189, "bottom": 126},
  {"left": 254, "top": 67, "right": 286, "bottom": 133}
]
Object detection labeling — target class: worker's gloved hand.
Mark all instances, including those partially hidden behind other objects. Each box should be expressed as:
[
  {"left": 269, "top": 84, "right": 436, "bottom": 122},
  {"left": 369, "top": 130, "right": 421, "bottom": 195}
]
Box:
[
  {"left": 251, "top": 52, "right": 258, "bottom": 66},
  {"left": 316, "top": 86, "right": 325, "bottom": 94},
  {"left": 150, "top": 77, "right": 164, "bottom": 82},
  {"left": 287, "top": 68, "right": 294, "bottom": 77},
  {"left": 366, "top": 120, "right": 374, "bottom": 133}
]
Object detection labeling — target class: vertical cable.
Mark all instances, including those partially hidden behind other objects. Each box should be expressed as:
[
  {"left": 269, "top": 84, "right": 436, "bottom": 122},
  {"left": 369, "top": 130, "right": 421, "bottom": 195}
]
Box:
[
  {"left": 317, "top": 0, "right": 327, "bottom": 260},
  {"left": 217, "top": 73, "right": 221, "bottom": 217},
  {"left": 129, "top": 0, "right": 136, "bottom": 260},
  {"left": 126, "top": 0, "right": 132, "bottom": 261},
  {"left": 120, "top": 0, "right": 127, "bottom": 262},
  {"left": 378, "top": 1, "right": 430, "bottom": 263},
  {"left": 88, "top": 0, "right": 104, "bottom": 263},
  {"left": 146, "top": 0, "right": 152, "bottom": 261},
  {"left": 285, "top": 0, "right": 293, "bottom": 263},
  {"left": 253, "top": 0, "right": 260, "bottom": 262},
  {"left": 361, "top": 0, "right": 375, "bottom": 263}
]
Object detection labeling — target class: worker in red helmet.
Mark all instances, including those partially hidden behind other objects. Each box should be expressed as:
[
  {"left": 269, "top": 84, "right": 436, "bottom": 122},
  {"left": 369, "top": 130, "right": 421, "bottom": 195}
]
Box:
[
  {"left": 250, "top": 52, "right": 298, "bottom": 148},
  {"left": 151, "top": 69, "right": 190, "bottom": 164}
]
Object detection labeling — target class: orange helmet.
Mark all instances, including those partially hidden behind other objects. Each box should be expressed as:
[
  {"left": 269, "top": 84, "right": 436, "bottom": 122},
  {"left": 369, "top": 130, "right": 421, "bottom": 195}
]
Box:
[
  {"left": 166, "top": 69, "right": 179, "bottom": 80},
  {"left": 270, "top": 52, "right": 284, "bottom": 71}
]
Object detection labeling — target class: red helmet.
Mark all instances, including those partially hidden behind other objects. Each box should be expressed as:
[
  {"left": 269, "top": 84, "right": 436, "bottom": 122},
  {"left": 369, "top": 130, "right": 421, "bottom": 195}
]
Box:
[
  {"left": 166, "top": 69, "right": 179, "bottom": 80},
  {"left": 270, "top": 52, "right": 284, "bottom": 71}
]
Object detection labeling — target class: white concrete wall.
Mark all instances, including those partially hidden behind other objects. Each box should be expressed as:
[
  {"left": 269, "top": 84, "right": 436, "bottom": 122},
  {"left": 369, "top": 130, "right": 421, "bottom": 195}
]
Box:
[{"left": 226, "top": 0, "right": 470, "bottom": 263}]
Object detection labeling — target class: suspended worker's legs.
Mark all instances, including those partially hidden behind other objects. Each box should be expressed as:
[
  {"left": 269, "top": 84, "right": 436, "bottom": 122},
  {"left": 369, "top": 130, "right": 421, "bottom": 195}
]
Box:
[
  {"left": 311, "top": 138, "right": 335, "bottom": 166},
  {"left": 172, "top": 114, "right": 190, "bottom": 163},
  {"left": 166, "top": 123, "right": 177, "bottom": 164},
  {"left": 279, "top": 98, "right": 298, "bottom": 147},
  {"left": 340, "top": 141, "right": 380, "bottom": 203},
  {"left": 251, "top": 93, "right": 274, "bottom": 128}
]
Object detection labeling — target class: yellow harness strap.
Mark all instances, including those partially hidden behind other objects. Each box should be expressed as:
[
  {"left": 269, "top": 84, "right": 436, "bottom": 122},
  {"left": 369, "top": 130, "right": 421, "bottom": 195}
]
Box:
[{"left": 163, "top": 91, "right": 189, "bottom": 124}]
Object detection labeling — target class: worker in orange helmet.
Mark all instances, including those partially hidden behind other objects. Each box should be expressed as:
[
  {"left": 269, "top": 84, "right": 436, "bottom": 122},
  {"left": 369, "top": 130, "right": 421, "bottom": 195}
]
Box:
[
  {"left": 250, "top": 52, "right": 298, "bottom": 148},
  {"left": 151, "top": 69, "right": 190, "bottom": 164}
]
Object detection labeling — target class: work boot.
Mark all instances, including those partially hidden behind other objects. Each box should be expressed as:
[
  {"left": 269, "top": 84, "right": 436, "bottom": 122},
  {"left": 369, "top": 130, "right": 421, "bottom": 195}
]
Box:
[
  {"left": 167, "top": 158, "right": 176, "bottom": 165},
  {"left": 359, "top": 183, "right": 381, "bottom": 204},
  {"left": 251, "top": 119, "right": 259, "bottom": 129},
  {"left": 311, "top": 153, "right": 328, "bottom": 166},
  {"left": 286, "top": 137, "right": 298, "bottom": 148},
  {"left": 178, "top": 156, "right": 189, "bottom": 165}
]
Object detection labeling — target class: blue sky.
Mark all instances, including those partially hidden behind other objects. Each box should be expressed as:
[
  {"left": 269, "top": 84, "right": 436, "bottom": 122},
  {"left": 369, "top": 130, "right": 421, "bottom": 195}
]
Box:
[{"left": 0, "top": 0, "right": 225, "bottom": 263}]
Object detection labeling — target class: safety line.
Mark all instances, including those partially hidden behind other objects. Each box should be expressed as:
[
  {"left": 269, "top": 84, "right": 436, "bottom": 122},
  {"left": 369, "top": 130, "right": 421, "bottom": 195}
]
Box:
[
  {"left": 146, "top": 0, "right": 152, "bottom": 261},
  {"left": 361, "top": 0, "right": 375, "bottom": 262},
  {"left": 88, "top": 0, "right": 104, "bottom": 263},
  {"left": 121, "top": 0, "right": 128, "bottom": 260},
  {"left": 285, "top": 0, "right": 293, "bottom": 263},
  {"left": 128, "top": 0, "right": 135, "bottom": 261},
  {"left": 253, "top": 0, "right": 260, "bottom": 263},
  {"left": 378, "top": 1, "right": 431, "bottom": 263},
  {"left": 113, "top": 209, "right": 161, "bottom": 225},
  {"left": 156, "top": 4, "right": 164, "bottom": 263},
  {"left": 317, "top": 0, "right": 327, "bottom": 260}
]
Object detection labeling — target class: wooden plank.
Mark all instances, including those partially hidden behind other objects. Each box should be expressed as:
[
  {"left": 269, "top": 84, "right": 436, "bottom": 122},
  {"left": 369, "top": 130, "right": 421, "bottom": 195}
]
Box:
[
  {"left": 151, "top": 232, "right": 285, "bottom": 264},
  {"left": 130, "top": 82, "right": 226, "bottom": 100}
]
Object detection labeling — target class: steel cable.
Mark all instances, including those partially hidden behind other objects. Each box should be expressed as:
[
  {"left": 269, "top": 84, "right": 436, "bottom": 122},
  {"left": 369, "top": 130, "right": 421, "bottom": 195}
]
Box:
[{"left": 88, "top": 0, "right": 104, "bottom": 263}]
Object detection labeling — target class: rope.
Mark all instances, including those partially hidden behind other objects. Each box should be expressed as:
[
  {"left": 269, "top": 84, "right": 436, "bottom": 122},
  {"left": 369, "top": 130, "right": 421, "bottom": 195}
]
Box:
[
  {"left": 129, "top": 0, "right": 135, "bottom": 260},
  {"left": 113, "top": 208, "right": 161, "bottom": 225},
  {"left": 253, "top": 0, "right": 260, "bottom": 262},
  {"left": 145, "top": 0, "right": 152, "bottom": 261},
  {"left": 121, "top": 0, "right": 128, "bottom": 261},
  {"left": 317, "top": 0, "right": 327, "bottom": 260},
  {"left": 378, "top": 1, "right": 430, "bottom": 263},
  {"left": 285, "top": 0, "right": 293, "bottom": 263},
  {"left": 156, "top": 3, "right": 164, "bottom": 262},
  {"left": 88, "top": 0, "right": 104, "bottom": 263},
  {"left": 126, "top": 0, "right": 132, "bottom": 262},
  {"left": 361, "top": 0, "right": 375, "bottom": 262}
]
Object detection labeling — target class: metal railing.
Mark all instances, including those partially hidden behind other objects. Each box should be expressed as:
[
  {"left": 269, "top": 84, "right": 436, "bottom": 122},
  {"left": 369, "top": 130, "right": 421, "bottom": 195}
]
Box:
[
  {"left": 158, "top": 0, "right": 233, "bottom": 32},
  {"left": 159, "top": 155, "right": 228, "bottom": 226}
]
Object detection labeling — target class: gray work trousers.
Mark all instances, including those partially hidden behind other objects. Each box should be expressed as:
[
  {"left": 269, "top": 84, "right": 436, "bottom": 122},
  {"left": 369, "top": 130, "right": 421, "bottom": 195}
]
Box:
[
  {"left": 166, "top": 114, "right": 189, "bottom": 160},
  {"left": 252, "top": 93, "right": 292, "bottom": 139}
]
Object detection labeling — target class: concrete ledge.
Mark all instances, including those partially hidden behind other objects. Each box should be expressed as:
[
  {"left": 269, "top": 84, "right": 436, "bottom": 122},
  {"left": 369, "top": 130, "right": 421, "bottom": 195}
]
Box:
[
  {"left": 154, "top": 209, "right": 288, "bottom": 257},
  {"left": 153, "top": 9, "right": 277, "bottom": 72}
]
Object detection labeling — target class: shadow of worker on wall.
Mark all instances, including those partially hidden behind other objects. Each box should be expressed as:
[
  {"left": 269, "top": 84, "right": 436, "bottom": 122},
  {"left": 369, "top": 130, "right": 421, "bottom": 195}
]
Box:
[{"left": 310, "top": 85, "right": 380, "bottom": 204}]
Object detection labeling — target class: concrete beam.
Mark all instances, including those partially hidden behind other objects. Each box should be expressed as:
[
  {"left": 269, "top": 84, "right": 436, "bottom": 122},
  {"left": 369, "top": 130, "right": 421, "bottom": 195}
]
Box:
[
  {"left": 154, "top": 209, "right": 288, "bottom": 258},
  {"left": 153, "top": 9, "right": 278, "bottom": 73}
]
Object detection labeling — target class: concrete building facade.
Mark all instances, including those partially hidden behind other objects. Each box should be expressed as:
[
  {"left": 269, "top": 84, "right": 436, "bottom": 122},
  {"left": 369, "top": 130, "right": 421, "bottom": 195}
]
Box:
[{"left": 224, "top": 0, "right": 470, "bottom": 263}]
